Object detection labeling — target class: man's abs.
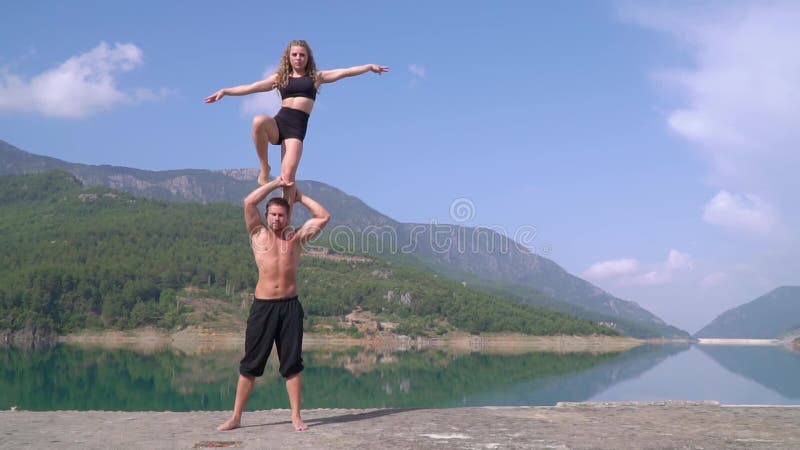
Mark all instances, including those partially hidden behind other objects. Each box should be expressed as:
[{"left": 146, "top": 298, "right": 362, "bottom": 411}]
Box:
[
  {"left": 254, "top": 278, "right": 297, "bottom": 299},
  {"left": 253, "top": 259, "right": 298, "bottom": 299}
]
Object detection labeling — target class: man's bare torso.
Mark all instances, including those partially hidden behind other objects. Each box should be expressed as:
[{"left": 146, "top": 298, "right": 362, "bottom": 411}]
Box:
[{"left": 250, "top": 226, "right": 301, "bottom": 299}]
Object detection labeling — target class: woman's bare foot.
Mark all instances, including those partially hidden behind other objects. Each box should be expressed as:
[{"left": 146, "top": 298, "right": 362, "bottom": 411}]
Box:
[
  {"left": 292, "top": 416, "right": 308, "bottom": 431},
  {"left": 257, "top": 164, "right": 271, "bottom": 186},
  {"left": 216, "top": 417, "right": 241, "bottom": 431}
]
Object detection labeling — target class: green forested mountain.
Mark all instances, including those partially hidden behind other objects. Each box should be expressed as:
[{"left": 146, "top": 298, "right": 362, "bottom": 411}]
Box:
[
  {"left": 1, "top": 140, "right": 686, "bottom": 337},
  {"left": 477, "top": 280, "right": 687, "bottom": 339},
  {"left": 0, "top": 171, "right": 615, "bottom": 337},
  {"left": 694, "top": 286, "right": 800, "bottom": 339}
]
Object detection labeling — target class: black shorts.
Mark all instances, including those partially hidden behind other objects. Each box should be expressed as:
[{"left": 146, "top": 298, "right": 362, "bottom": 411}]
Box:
[
  {"left": 273, "top": 107, "right": 310, "bottom": 144},
  {"left": 239, "top": 296, "right": 304, "bottom": 378}
]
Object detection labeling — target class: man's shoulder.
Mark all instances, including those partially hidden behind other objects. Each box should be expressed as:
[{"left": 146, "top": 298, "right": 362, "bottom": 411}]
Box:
[
  {"left": 249, "top": 225, "right": 270, "bottom": 242},
  {"left": 249, "top": 224, "right": 266, "bottom": 235}
]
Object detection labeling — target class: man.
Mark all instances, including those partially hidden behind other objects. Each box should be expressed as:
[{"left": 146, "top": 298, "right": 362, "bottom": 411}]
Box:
[{"left": 217, "top": 176, "right": 330, "bottom": 432}]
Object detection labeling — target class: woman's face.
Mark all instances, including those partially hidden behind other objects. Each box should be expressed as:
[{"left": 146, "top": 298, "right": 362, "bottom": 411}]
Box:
[{"left": 289, "top": 45, "right": 308, "bottom": 72}]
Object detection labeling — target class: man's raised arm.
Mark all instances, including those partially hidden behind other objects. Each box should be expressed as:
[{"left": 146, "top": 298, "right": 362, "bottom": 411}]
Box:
[
  {"left": 293, "top": 190, "right": 331, "bottom": 244},
  {"left": 243, "top": 177, "right": 285, "bottom": 233}
]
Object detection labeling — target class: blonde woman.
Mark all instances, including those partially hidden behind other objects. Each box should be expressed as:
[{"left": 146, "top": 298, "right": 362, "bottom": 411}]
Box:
[{"left": 205, "top": 40, "right": 388, "bottom": 203}]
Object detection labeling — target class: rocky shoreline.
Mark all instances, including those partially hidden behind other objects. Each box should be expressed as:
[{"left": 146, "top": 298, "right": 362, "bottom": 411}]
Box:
[
  {"left": 51, "top": 327, "right": 645, "bottom": 354},
  {"left": 8, "top": 325, "right": 798, "bottom": 355},
  {"left": 0, "top": 324, "right": 56, "bottom": 348}
]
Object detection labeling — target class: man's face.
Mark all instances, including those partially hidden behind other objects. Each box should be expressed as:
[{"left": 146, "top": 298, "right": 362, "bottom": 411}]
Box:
[{"left": 266, "top": 205, "right": 289, "bottom": 231}]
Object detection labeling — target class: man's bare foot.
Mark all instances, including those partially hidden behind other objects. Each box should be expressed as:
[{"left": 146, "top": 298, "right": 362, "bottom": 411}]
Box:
[
  {"left": 216, "top": 417, "right": 241, "bottom": 431},
  {"left": 292, "top": 416, "right": 308, "bottom": 431}
]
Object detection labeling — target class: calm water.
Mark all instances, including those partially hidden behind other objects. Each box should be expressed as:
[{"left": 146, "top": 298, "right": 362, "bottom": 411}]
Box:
[{"left": 1, "top": 343, "right": 798, "bottom": 411}]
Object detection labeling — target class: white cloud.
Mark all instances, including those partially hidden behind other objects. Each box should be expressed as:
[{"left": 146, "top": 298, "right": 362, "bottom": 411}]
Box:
[
  {"left": 583, "top": 258, "right": 640, "bottom": 280},
  {"left": 702, "top": 190, "right": 777, "bottom": 233},
  {"left": 665, "top": 249, "right": 693, "bottom": 271},
  {"left": 408, "top": 64, "right": 427, "bottom": 88},
  {"left": 628, "top": 271, "right": 666, "bottom": 286},
  {"left": 584, "top": 250, "right": 693, "bottom": 286},
  {"left": 408, "top": 64, "right": 426, "bottom": 78},
  {"left": 0, "top": 42, "right": 169, "bottom": 118},
  {"left": 621, "top": 1, "right": 800, "bottom": 230},
  {"left": 241, "top": 66, "right": 281, "bottom": 117},
  {"left": 625, "top": 250, "right": 693, "bottom": 286}
]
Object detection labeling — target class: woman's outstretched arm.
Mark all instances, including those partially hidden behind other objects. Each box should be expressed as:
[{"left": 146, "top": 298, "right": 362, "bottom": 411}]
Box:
[
  {"left": 318, "top": 64, "right": 388, "bottom": 84},
  {"left": 204, "top": 73, "right": 279, "bottom": 103}
]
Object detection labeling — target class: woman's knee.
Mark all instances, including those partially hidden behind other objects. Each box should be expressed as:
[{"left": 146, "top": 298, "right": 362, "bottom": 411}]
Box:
[{"left": 252, "top": 115, "right": 272, "bottom": 130}]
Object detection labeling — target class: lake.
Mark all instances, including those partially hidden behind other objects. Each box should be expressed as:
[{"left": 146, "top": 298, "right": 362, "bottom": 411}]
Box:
[{"left": 1, "top": 343, "right": 798, "bottom": 411}]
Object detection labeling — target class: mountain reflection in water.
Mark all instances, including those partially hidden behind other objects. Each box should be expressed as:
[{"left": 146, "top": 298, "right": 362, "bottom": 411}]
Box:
[
  {"left": 0, "top": 342, "right": 744, "bottom": 412},
  {"left": 697, "top": 344, "right": 800, "bottom": 399}
]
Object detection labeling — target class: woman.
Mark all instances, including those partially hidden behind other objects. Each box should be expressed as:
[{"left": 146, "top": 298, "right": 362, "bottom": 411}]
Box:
[{"left": 204, "top": 39, "right": 388, "bottom": 204}]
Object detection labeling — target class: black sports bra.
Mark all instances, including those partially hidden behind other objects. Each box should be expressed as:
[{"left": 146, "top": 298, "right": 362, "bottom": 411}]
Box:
[{"left": 278, "top": 76, "right": 317, "bottom": 101}]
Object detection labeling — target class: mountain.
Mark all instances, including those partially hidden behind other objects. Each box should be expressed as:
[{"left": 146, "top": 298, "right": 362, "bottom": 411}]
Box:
[
  {"left": 389, "top": 225, "right": 687, "bottom": 338},
  {"left": 0, "top": 170, "right": 615, "bottom": 338},
  {"left": 694, "top": 286, "right": 800, "bottom": 339},
  {"left": 477, "top": 280, "right": 686, "bottom": 339},
  {"left": 1, "top": 139, "right": 688, "bottom": 338},
  {"left": 0, "top": 139, "right": 393, "bottom": 229}
]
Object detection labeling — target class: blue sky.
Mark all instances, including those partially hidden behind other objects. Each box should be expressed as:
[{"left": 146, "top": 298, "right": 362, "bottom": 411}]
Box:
[{"left": 2, "top": 1, "right": 798, "bottom": 333}]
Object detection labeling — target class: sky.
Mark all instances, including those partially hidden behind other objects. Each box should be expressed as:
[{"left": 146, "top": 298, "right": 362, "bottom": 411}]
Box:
[{"left": 1, "top": 0, "right": 798, "bottom": 333}]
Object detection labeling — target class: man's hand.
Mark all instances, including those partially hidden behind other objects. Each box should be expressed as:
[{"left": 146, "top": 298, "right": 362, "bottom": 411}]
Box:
[{"left": 243, "top": 176, "right": 288, "bottom": 234}]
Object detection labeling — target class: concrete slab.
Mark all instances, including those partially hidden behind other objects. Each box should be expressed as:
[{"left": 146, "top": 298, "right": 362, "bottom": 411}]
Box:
[{"left": 2, "top": 401, "right": 799, "bottom": 449}]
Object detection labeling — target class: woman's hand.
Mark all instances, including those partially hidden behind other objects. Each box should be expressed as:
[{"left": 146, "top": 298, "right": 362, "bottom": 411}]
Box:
[
  {"left": 369, "top": 64, "right": 389, "bottom": 74},
  {"left": 203, "top": 90, "right": 225, "bottom": 103}
]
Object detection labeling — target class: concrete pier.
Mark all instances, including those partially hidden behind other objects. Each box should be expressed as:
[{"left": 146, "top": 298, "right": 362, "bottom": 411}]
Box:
[
  {"left": 2, "top": 401, "right": 800, "bottom": 449},
  {"left": 696, "top": 338, "right": 780, "bottom": 346}
]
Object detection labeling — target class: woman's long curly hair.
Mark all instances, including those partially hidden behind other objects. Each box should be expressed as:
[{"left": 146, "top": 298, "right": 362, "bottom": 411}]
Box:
[{"left": 275, "top": 40, "right": 320, "bottom": 90}]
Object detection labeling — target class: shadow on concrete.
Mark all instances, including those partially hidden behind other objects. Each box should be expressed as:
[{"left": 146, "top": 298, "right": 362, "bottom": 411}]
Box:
[
  {"left": 308, "top": 408, "right": 419, "bottom": 427},
  {"left": 242, "top": 408, "right": 419, "bottom": 429}
]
